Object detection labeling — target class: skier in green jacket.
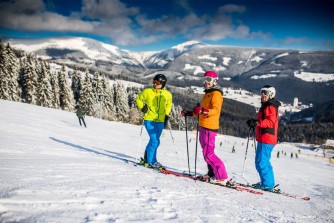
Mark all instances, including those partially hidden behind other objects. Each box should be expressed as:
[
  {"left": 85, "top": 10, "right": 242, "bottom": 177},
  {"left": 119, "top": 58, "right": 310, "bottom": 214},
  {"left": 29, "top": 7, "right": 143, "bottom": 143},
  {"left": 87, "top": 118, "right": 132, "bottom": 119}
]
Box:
[
  {"left": 76, "top": 105, "right": 86, "bottom": 127},
  {"left": 136, "top": 74, "right": 172, "bottom": 169}
]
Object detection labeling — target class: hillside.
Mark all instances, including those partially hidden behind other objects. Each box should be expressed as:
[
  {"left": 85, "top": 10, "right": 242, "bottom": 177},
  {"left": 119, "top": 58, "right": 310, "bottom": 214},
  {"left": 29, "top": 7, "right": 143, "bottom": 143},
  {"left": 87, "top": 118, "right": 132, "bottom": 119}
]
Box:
[
  {"left": 4, "top": 37, "right": 334, "bottom": 105},
  {"left": 1, "top": 99, "right": 334, "bottom": 222}
]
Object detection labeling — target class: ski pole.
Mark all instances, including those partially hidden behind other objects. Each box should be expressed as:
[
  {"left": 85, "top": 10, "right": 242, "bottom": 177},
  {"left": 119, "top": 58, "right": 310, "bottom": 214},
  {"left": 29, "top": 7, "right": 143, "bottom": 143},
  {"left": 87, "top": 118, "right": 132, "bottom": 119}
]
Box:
[
  {"left": 169, "top": 129, "right": 185, "bottom": 171},
  {"left": 135, "top": 120, "right": 145, "bottom": 165},
  {"left": 241, "top": 127, "right": 253, "bottom": 179},
  {"left": 194, "top": 115, "right": 199, "bottom": 178},
  {"left": 185, "top": 115, "right": 191, "bottom": 176},
  {"left": 253, "top": 128, "right": 257, "bottom": 152},
  {"left": 252, "top": 127, "right": 261, "bottom": 183}
]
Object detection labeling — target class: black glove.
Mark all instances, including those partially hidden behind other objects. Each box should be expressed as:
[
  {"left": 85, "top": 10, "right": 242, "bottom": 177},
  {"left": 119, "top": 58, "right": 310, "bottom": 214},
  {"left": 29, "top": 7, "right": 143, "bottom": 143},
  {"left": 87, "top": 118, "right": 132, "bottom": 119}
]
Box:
[
  {"left": 181, "top": 110, "right": 193, "bottom": 117},
  {"left": 164, "top": 115, "right": 169, "bottom": 129},
  {"left": 141, "top": 104, "right": 148, "bottom": 113},
  {"left": 246, "top": 118, "right": 258, "bottom": 128}
]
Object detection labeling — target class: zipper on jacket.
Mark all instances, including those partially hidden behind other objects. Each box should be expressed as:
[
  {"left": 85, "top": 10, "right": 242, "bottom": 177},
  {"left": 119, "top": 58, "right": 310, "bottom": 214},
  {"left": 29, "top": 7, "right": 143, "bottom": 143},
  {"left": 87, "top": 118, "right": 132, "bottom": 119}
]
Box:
[{"left": 156, "top": 90, "right": 162, "bottom": 121}]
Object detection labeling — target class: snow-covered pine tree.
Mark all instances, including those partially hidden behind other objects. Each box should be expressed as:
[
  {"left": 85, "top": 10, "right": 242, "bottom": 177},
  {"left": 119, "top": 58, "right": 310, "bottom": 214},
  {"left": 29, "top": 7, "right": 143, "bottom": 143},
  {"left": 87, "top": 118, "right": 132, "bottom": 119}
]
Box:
[
  {"left": 79, "top": 69, "right": 95, "bottom": 116},
  {"left": 22, "top": 55, "right": 38, "bottom": 104},
  {"left": 113, "top": 82, "right": 130, "bottom": 122},
  {"left": 36, "top": 61, "right": 53, "bottom": 108},
  {"left": 91, "top": 71, "right": 100, "bottom": 103},
  {"left": 50, "top": 69, "right": 60, "bottom": 109},
  {"left": 127, "top": 86, "right": 142, "bottom": 124},
  {"left": 0, "top": 40, "right": 10, "bottom": 100},
  {"left": 168, "top": 104, "right": 184, "bottom": 130},
  {"left": 91, "top": 71, "right": 105, "bottom": 117},
  {"left": 58, "top": 65, "right": 74, "bottom": 111},
  {"left": 100, "top": 75, "right": 116, "bottom": 120},
  {"left": 71, "top": 66, "right": 82, "bottom": 105},
  {"left": 4, "top": 43, "right": 21, "bottom": 101}
]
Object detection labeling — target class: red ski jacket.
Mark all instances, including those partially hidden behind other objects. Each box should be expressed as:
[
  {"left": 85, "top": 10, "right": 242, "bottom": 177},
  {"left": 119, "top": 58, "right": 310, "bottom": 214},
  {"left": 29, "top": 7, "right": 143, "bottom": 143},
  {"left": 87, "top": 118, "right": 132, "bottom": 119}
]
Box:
[{"left": 255, "top": 99, "right": 281, "bottom": 145}]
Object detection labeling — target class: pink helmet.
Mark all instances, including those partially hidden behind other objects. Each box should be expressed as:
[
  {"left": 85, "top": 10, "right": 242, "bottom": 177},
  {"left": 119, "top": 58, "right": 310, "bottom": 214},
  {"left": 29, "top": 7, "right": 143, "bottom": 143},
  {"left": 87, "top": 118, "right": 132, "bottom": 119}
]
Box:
[
  {"left": 203, "top": 70, "right": 218, "bottom": 87},
  {"left": 204, "top": 70, "right": 218, "bottom": 79}
]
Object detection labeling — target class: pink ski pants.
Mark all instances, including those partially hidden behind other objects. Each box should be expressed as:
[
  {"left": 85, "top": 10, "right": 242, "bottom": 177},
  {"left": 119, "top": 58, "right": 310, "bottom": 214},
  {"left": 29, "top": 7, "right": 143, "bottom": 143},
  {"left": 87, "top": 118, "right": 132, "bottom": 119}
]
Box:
[{"left": 199, "top": 127, "right": 228, "bottom": 180}]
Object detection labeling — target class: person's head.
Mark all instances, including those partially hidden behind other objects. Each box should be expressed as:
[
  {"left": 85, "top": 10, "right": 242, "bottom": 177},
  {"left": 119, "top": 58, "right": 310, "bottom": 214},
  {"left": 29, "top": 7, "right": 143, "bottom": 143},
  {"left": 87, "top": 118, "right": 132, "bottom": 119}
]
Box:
[
  {"left": 153, "top": 74, "right": 167, "bottom": 89},
  {"left": 203, "top": 70, "right": 218, "bottom": 89},
  {"left": 260, "top": 85, "right": 276, "bottom": 102}
]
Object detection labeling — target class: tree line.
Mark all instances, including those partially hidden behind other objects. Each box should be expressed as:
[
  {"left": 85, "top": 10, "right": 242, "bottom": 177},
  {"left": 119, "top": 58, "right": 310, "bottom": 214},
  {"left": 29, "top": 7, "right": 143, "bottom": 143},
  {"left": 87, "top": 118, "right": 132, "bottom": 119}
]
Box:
[
  {"left": 0, "top": 40, "right": 185, "bottom": 128},
  {"left": 1, "top": 40, "right": 332, "bottom": 144}
]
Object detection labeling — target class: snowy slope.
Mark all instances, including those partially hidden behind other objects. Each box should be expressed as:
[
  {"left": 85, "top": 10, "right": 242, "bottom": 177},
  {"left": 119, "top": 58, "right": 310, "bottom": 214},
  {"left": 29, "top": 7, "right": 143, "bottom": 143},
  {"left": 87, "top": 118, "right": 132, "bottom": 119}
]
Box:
[{"left": 0, "top": 99, "right": 333, "bottom": 222}]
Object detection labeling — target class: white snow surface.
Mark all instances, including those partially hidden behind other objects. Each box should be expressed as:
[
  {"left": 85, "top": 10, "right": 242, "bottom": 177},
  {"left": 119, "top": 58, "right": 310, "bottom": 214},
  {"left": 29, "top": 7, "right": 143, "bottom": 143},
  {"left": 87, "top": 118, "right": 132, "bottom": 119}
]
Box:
[
  {"left": 0, "top": 100, "right": 333, "bottom": 222},
  {"left": 294, "top": 71, "right": 334, "bottom": 82}
]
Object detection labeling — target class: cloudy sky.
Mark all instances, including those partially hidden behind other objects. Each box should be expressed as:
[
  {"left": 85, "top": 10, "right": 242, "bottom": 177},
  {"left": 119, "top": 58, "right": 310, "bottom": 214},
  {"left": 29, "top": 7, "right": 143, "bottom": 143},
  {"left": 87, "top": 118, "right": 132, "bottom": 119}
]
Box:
[{"left": 0, "top": 0, "right": 333, "bottom": 51}]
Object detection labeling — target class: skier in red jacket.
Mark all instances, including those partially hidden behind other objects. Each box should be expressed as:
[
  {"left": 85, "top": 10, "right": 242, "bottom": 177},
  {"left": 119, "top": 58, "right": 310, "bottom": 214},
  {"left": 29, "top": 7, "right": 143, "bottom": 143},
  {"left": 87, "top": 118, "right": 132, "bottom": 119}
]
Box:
[{"left": 247, "top": 85, "right": 281, "bottom": 190}]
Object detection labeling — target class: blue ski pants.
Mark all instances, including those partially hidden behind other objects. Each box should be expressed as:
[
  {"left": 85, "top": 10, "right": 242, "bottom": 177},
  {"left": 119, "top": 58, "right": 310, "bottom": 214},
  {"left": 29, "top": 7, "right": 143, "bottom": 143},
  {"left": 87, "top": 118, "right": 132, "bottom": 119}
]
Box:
[
  {"left": 144, "top": 120, "right": 164, "bottom": 165},
  {"left": 255, "top": 142, "right": 275, "bottom": 189}
]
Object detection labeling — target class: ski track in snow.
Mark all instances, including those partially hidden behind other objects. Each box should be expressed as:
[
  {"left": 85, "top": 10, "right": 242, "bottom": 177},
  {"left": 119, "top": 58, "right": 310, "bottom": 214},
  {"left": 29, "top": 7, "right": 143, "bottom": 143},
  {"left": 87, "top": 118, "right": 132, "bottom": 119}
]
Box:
[{"left": 0, "top": 99, "right": 334, "bottom": 222}]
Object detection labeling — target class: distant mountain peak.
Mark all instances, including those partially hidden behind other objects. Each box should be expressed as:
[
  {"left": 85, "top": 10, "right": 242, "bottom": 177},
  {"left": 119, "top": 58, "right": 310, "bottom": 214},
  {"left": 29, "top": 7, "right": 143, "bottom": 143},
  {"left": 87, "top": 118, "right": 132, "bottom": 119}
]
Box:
[{"left": 171, "top": 40, "right": 206, "bottom": 51}]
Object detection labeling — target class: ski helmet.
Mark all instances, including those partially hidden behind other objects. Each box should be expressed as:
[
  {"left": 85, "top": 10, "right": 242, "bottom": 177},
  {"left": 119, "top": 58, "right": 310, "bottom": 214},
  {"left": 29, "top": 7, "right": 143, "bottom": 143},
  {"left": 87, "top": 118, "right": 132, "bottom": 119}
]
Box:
[
  {"left": 260, "top": 85, "right": 276, "bottom": 99},
  {"left": 203, "top": 70, "right": 218, "bottom": 86},
  {"left": 153, "top": 74, "right": 167, "bottom": 88}
]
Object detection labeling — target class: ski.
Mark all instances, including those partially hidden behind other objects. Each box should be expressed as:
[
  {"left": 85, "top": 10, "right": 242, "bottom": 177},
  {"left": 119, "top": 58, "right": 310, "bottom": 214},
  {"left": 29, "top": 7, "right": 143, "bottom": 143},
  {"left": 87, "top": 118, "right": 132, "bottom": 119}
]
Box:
[
  {"left": 235, "top": 182, "right": 310, "bottom": 201},
  {"left": 159, "top": 169, "right": 263, "bottom": 195}
]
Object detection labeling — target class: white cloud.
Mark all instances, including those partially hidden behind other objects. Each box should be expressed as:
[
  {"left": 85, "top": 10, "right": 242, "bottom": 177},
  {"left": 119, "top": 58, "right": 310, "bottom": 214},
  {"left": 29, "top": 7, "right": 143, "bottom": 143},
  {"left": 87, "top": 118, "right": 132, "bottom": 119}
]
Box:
[{"left": 0, "top": 0, "right": 274, "bottom": 47}]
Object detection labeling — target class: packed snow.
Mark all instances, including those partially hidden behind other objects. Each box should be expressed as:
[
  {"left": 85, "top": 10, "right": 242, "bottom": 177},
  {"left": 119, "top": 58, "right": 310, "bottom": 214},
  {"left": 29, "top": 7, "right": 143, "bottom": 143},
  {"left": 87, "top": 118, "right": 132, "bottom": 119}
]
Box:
[
  {"left": 294, "top": 71, "right": 334, "bottom": 82},
  {"left": 0, "top": 100, "right": 333, "bottom": 222}
]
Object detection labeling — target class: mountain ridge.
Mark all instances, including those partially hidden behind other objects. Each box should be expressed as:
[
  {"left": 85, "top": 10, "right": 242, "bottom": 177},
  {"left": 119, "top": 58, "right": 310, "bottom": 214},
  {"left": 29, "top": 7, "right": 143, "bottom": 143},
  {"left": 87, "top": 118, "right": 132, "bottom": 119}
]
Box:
[{"left": 3, "top": 36, "right": 334, "bottom": 104}]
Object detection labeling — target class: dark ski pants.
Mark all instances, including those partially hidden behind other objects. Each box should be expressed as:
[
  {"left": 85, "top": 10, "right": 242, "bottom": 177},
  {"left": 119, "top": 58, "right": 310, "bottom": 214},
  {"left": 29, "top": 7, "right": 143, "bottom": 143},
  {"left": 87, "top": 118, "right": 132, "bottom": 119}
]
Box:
[{"left": 78, "top": 117, "right": 86, "bottom": 127}]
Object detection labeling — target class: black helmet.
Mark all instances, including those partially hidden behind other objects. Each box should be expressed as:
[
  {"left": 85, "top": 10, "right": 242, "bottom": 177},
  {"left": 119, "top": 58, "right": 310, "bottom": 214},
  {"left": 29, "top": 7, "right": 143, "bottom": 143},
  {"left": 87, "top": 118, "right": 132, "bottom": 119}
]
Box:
[{"left": 153, "top": 74, "right": 167, "bottom": 88}]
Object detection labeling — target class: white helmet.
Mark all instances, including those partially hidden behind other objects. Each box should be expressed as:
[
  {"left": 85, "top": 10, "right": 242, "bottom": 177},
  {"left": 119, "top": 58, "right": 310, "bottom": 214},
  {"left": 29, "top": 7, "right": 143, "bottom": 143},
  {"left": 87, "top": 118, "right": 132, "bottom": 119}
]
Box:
[{"left": 260, "top": 85, "right": 276, "bottom": 99}]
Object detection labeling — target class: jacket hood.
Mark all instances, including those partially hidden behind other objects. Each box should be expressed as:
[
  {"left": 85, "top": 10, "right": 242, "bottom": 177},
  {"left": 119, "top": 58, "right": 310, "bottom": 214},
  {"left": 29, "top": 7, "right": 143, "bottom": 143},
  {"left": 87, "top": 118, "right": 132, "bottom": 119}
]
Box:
[{"left": 262, "top": 98, "right": 281, "bottom": 108}]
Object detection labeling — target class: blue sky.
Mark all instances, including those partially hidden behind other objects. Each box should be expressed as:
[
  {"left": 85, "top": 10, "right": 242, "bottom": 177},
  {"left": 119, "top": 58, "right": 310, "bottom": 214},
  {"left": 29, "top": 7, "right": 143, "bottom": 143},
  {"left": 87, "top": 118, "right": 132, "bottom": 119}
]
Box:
[{"left": 0, "top": 0, "right": 333, "bottom": 51}]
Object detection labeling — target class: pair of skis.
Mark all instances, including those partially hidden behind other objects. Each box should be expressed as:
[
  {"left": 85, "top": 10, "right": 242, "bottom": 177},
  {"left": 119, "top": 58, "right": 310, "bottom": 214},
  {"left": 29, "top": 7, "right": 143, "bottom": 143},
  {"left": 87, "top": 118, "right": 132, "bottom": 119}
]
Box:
[{"left": 133, "top": 159, "right": 310, "bottom": 201}]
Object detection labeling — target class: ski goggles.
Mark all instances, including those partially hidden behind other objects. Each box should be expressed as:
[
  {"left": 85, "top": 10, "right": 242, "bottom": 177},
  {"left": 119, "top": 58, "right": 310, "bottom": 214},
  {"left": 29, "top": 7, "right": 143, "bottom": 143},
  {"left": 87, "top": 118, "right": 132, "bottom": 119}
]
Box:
[
  {"left": 203, "top": 76, "right": 216, "bottom": 83},
  {"left": 153, "top": 80, "right": 162, "bottom": 85},
  {"left": 261, "top": 89, "right": 270, "bottom": 96}
]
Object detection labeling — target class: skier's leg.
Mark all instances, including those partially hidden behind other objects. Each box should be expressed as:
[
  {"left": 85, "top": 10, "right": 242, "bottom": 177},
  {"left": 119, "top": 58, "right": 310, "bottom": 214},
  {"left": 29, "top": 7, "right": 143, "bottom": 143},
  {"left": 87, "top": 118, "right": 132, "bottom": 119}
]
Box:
[
  {"left": 144, "top": 121, "right": 163, "bottom": 165},
  {"left": 207, "top": 164, "right": 214, "bottom": 177},
  {"left": 200, "top": 127, "right": 228, "bottom": 180},
  {"left": 82, "top": 118, "right": 86, "bottom": 127},
  {"left": 78, "top": 117, "right": 82, "bottom": 126},
  {"left": 255, "top": 143, "right": 275, "bottom": 189},
  {"left": 151, "top": 122, "right": 164, "bottom": 164}
]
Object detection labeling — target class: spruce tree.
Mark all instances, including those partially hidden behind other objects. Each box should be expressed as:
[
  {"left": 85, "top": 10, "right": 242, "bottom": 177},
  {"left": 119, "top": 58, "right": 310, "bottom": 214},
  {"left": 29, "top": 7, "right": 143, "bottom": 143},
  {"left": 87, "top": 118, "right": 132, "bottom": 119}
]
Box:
[
  {"left": 36, "top": 61, "right": 53, "bottom": 108},
  {"left": 169, "top": 104, "right": 183, "bottom": 130},
  {"left": 0, "top": 40, "right": 9, "bottom": 100},
  {"left": 4, "top": 43, "right": 21, "bottom": 101},
  {"left": 22, "top": 55, "right": 38, "bottom": 104},
  {"left": 114, "top": 82, "right": 130, "bottom": 122},
  {"left": 100, "top": 75, "right": 116, "bottom": 120},
  {"left": 50, "top": 70, "right": 60, "bottom": 109},
  {"left": 91, "top": 71, "right": 104, "bottom": 117},
  {"left": 79, "top": 69, "right": 95, "bottom": 115},
  {"left": 58, "top": 65, "right": 74, "bottom": 111},
  {"left": 71, "top": 66, "right": 82, "bottom": 105},
  {"left": 127, "top": 86, "right": 142, "bottom": 124}
]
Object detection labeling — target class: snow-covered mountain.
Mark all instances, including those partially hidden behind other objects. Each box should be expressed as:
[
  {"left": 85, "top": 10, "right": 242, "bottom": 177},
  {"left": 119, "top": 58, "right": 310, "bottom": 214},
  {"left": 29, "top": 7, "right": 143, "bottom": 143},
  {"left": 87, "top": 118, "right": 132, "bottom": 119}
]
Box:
[
  {"left": 5, "top": 37, "right": 146, "bottom": 67},
  {"left": 6, "top": 36, "right": 334, "bottom": 79},
  {"left": 4, "top": 36, "right": 334, "bottom": 104}
]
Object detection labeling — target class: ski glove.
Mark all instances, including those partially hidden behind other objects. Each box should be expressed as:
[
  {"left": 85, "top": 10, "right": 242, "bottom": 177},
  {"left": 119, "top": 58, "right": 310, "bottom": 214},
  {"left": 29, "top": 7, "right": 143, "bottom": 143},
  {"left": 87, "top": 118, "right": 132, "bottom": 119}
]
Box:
[
  {"left": 141, "top": 104, "right": 148, "bottom": 113},
  {"left": 193, "top": 105, "right": 209, "bottom": 116},
  {"left": 164, "top": 115, "right": 169, "bottom": 129},
  {"left": 181, "top": 110, "right": 193, "bottom": 117},
  {"left": 246, "top": 118, "right": 258, "bottom": 128}
]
